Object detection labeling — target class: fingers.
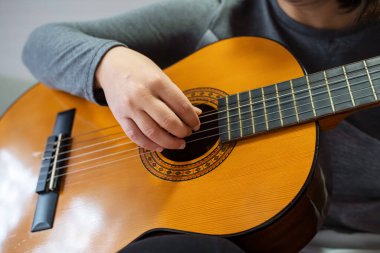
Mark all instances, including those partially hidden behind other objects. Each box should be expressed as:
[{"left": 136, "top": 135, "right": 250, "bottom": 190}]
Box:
[
  {"left": 123, "top": 118, "right": 162, "bottom": 152},
  {"left": 123, "top": 112, "right": 186, "bottom": 151},
  {"left": 157, "top": 80, "right": 201, "bottom": 131},
  {"left": 97, "top": 47, "right": 202, "bottom": 151},
  {"left": 145, "top": 99, "right": 192, "bottom": 138},
  {"left": 193, "top": 105, "right": 202, "bottom": 115}
]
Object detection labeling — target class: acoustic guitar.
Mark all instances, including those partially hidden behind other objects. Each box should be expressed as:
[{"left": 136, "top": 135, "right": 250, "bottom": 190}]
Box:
[{"left": 1, "top": 37, "right": 379, "bottom": 253}]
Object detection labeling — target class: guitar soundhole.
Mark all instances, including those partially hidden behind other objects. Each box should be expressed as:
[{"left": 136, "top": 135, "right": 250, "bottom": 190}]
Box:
[
  {"left": 161, "top": 104, "right": 219, "bottom": 162},
  {"left": 139, "top": 87, "right": 236, "bottom": 181}
]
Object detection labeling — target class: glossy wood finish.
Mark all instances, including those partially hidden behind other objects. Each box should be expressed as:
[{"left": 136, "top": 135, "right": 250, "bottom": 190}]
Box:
[{"left": 0, "top": 37, "right": 322, "bottom": 252}]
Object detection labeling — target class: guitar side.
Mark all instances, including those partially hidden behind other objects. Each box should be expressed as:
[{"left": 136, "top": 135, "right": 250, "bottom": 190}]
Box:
[{"left": 0, "top": 37, "right": 327, "bottom": 253}]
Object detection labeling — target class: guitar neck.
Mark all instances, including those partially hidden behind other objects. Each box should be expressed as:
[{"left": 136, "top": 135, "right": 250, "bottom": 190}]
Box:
[{"left": 218, "top": 56, "right": 380, "bottom": 142}]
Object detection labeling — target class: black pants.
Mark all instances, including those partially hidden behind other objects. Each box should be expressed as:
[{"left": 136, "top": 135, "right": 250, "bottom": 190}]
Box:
[{"left": 120, "top": 234, "right": 246, "bottom": 253}]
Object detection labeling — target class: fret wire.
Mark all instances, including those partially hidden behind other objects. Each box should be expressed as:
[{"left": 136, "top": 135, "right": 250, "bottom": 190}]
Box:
[
  {"left": 326, "top": 67, "right": 352, "bottom": 111},
  {"left": 220, "top": 66, "right": 378, "bottom": 140},
  {"left": 217, "top": 67, "right": 380, "bottom": 124},
  {"left": 219, "top": 79, "right": 380, "bottom": 138},
  {"left": 306, "top": 75, "right": 317, "bottom": 117},
  {"left": 256, "top": 63, "right": 376, "bottom": 106},
  {"left": 308, "top": 73, "right": 333, "bottom": 118},
  {"left": 237, "top": 93, "right": 243, "bottom": 138},
  {"left": 223, "top": 92, "right": 378, "bottom": 141},
  {"left": 214, "top": 72, "right": 380, "bottom": 141},
  {"left": 223, "top": 86, "right": 379, "bottom": 141},
  {"left": 277, "top": 82, "right": 297, "bottom": 126},
  {"left": 342, "top": 66, "right": 356, "bottom": 106},
  {"left": 363, "top": 60, "right": 378, "bottom": 101},
  {"left": 226, "top": 96, "right": 231, "bottom": 141},
  {"left": 261, "top": 87, "right": 269, "bottom": 130},
  {"left": 248, "top": 91, "right": 256, "bottom": 134},
  {"left": 245, "top": 66, "right": 380, "bottom": 122},
  {"left": 289, "top": 80, "right": 300, "bottom": 123},
  {"left": 323, "top": 70, "right": 336, "bottom": 113},
  {"left": 275, "top": 84, "right": 284, "bottom": 127},
  {"left": 227, "top": 80, "right": 378, "bottom": 141}
]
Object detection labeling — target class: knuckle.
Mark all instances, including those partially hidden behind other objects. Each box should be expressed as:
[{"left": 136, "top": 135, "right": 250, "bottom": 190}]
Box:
[
  {"left": 161, "top": 115, "right": 190, "bottom": 138},
  {"left": 125, "top": 128, "right": 138, "bottom": 142},
  {"left": 148, "top": 74, "right": 165, "bottom": 87},
  {"left": 124, "top": 87, "right": 151, "bottom": 109},
  {"left": 122, "top": 95, "right": 134, "bottom": 109},
  {"left": 161, "top": 115, "right": 177, "bottom": 129},
  {"left": 140, "top": 141, "right": 156, "bottom": 151},
  {"left": 111, "top": 101, "right": 130, "bottom": 119},
  {"left": 176, "top": 129, "right": 189, "bottom": 139},
  {"left": 131, "top": 85, "right": 147, "bottom": 99},
  {"left": 143, "top": 127, "right": 158, "bottom": 139},
  {"left": 139, "top": 142, "right": 149, "bottom": 149},
  {"left": 124, "top": 124, "right": 156, "bottom": 151},
  {"left": 117, "top": 91, "right": 136, "bottom": 110},
  {"left": 112, "top": 107, "right": 124, "bottom": 119},
  {"left": 122, "top": 98, "right": 135, "bottom": 111},
  {"left": 179, "top": 102, "right": 193, "bottom": 115}
]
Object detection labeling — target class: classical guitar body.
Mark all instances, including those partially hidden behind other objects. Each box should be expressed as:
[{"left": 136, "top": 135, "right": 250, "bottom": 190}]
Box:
[{"left": 0, "top": 37, "right": 328, "bottom": 253}]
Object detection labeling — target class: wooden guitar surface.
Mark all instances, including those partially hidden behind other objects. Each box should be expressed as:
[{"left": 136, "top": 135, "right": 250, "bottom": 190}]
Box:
[{"left": 0, "top": 37, "right": 326, "bottom": 253}]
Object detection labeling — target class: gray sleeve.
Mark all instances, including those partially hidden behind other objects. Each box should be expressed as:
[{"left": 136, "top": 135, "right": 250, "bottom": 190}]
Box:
[{"left": 22, "top": 0, "right": 220, "bottom": 104}]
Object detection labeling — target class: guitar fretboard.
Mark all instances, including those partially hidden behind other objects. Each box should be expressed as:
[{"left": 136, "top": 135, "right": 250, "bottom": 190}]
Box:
[{"left": 218, "top": 57, "right": 380, "bottom": 143}]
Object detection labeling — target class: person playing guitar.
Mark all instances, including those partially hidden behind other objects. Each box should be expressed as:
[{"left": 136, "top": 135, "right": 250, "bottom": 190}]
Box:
[{"left": 16, "top": 0, "right": 380, "bottom": 252}]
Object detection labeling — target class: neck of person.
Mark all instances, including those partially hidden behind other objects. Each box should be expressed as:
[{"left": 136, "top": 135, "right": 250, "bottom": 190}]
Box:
[{"left": 277, "top": 0, "right": 365, "bottom": 30}]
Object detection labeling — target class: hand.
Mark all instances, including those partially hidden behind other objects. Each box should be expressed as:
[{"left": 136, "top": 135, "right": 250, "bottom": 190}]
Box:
[{"left": 95, "top": 46, "right": 201, "bottom": 152}]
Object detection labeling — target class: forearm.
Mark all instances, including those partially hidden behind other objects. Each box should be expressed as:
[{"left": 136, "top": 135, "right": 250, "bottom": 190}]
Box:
[
  {"left": 22, "top": 23, "right": 123, "bottom": 103},
  {"left": 22, "top": 0, "right": 219, "bottom": 104}
]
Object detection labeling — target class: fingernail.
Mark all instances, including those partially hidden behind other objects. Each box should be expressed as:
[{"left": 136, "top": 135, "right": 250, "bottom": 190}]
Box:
[
  {"left": 156, "top": 147, "right": 164, "bottom": 152},
  {"left": 180, "top": 142, "right": 186, "bottom": 149},
  {"left": 193, "top": 124, "right": 200, "bottom": 131},
  {"left": 195, "top": 107, "right": 202, "bottom": 115}
]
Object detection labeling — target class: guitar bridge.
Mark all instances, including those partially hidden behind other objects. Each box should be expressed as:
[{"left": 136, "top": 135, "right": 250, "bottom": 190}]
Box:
[
  {"left": 36, "top": 134, "right": 64, "bottom": 193},
  {"left": 31, "top": 109, "right": 75, "bottom": 232}
]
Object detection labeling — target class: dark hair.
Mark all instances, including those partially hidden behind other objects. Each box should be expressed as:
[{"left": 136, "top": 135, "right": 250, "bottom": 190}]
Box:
[{"left": 338, "top": 0, "right": 380, "bottom": 23}]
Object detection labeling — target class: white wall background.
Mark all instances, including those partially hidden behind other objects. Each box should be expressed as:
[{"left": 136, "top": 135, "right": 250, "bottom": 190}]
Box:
[{"left": 0, "top": 0, "right": 158, "bottom": 115}]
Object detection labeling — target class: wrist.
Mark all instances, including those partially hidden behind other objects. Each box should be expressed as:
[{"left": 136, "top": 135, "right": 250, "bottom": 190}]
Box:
[{"left": 95, "top": 46, "right": 127, "bottom": 89}]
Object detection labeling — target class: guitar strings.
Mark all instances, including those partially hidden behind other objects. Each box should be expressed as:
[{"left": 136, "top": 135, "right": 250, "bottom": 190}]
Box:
[
  {"left": 55, "top": 141, "right": 132, "bottom": 162},
  {"left": 57, "top": 135, "right": 127, "bottom": 157},
  {"left": 59, "top": 124, "right": 120, "bottom": 142},
  {"left": 32, "top": 132, "right": 126, "bottom": 159},
  {"left": 57, "top": 83, "right": 380, "bottom": 165},
  {"left": 59, "top": 131, "right": 125, "bottom": 149},
  {"left": 51, "top": 75, "right": 378, "bottom": 164},
  {"left": 44, "top": 72, "right": 380, "bottom": 167},
  {"left": 37, "top": 87, "right": 378, "bottom": 183},
  {"left": 44, "top": 67, "right": 380, "bottom": 161},
  {"left": 41, "top": 90, "right": 378, "bottom": 185},
  {"left": 51, "top": 61, "right": 379, "bottom": 145}
]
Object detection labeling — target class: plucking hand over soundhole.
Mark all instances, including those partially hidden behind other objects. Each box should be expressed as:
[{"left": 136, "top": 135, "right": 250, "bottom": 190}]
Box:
[
  {"left": 161, "top": 103, "right": 219, "bottom": 162},
  {"left": 139, "top": 87, "right": 236, "bottom": 181}
]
